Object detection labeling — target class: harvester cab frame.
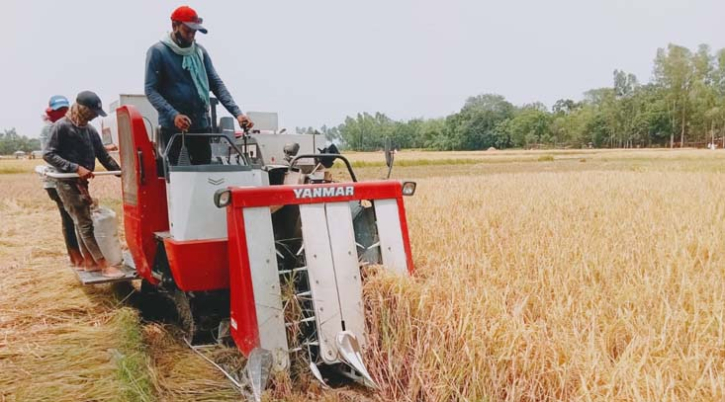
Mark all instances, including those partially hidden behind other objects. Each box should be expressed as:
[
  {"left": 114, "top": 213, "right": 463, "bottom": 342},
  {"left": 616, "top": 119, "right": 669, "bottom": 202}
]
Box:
[{"left": 38, "top": 102, "right": 417, "bottom": 397}]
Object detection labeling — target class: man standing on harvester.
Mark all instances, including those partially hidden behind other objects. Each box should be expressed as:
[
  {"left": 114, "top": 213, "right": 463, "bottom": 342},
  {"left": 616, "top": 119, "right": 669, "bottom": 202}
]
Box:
[
  {"left": 43, "top": 91, "right": 124, "bottom": 279},
  {"left": 145, "top": 5, "right": 254, "bottom": 165}
]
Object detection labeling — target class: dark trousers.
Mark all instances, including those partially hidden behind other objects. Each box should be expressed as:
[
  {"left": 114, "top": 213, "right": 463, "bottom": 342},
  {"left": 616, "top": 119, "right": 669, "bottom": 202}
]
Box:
[
  {"left": 160, "top": 127, "right": 212, "bottom": 166},
  {"left": 55, "top": 180, "right": 105, "bottom": 262},
  {"left": 45, "top": 188, "right": 80, "bottom": 255}
]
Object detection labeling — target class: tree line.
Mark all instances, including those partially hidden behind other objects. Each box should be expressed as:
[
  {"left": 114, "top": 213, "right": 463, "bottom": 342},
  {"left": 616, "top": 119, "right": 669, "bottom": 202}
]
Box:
[
  {"left": 298, "top": 43, "right": 725, "bottom": 151},
  {"left": 0, "top": 128, "right": 40, "bottom": 155},
  {"left": 4, "top": 43, "right": 723, "bottom": 153}
]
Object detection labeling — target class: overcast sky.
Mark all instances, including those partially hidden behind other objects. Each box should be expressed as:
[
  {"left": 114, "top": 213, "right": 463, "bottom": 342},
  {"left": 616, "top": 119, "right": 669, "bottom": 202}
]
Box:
[{"left": 2, "top": 0, "right": 724, "bottom": 137}]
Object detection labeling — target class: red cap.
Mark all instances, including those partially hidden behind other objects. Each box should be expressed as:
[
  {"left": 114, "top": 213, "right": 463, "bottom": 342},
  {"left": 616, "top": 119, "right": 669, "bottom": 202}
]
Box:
[{"left": 171, "top": 6, "right": 208, "bottom": 34}]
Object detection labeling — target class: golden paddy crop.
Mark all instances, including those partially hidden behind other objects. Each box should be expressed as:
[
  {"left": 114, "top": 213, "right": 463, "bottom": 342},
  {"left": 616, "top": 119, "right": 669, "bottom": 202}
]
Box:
[{"left": 1, "top": 149, "right": 724, "bottom": 401}]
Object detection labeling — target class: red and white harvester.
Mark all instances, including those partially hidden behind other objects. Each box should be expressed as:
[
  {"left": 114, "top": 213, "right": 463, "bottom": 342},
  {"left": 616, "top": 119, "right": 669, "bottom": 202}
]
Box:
[{"left": 53, "top": 104, "right": 417, "bottom": 395}]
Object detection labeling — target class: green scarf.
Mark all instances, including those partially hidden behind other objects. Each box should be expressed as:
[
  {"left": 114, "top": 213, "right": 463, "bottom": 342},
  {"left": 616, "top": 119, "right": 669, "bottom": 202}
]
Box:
[{"left": 161, "top": 33, "right": 210, "bottom": 107}]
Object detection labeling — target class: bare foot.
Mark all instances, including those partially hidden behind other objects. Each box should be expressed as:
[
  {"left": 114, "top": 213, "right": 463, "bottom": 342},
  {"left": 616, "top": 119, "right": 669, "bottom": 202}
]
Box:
[
  {"left": 96, "top": 258, "right": 125, "bottom": 279},
  {"left": 102, "top": 266, "right": 125, "bottom": 279},
  {"left": 69, "top": 249, "right": 84, "bottom": 264},
  {"left": 70, "top": 259, "right": 85, "bottom": 269},
  {"left": 84, "top": 265, "right": 102, "bottom": 272},
  {"left": 69, "top": 249, "right": 86, "bottom": 270},
  {"left": 70, "top": 261, "right": 84, "bottom": 271},
  {"left": 82, "top": 257, "right": 100, "bottom": 271}
]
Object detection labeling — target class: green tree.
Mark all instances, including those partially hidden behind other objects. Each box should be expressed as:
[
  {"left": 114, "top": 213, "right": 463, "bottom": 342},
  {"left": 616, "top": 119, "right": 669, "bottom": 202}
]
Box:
[
  {"left": 0, "top": 128, "right": 40, "bottom": 154},
  {"left": 688, "top": 45, "right": 719, "bottom": 145},
  {"left": 501, "top": 104, "right": 553, "bottom": 148},
  {"left": 449, "top": 94, "right": 515, "bottom": 150},
  {"left": 337, "top": 112, "right": 394, "bottom": 151},
  {"left": 582, "top": 88, "right": 617, "bottom": 147},
  {"left": 552, "top": 99, "right": 581, "bottom": 115},
  {"left": 419, "top": 118, "right": 449, "bottom": 150},
  {"left": 612, "top": 70, "right": 642, "bottom": 147},
  {"left": 654, "top": 44, "right": 694, "bottom": 147}
]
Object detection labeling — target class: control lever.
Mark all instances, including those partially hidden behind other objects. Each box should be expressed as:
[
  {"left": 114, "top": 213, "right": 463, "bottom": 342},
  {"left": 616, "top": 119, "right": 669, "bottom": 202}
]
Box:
[{"left": 240, "top": 123, "right": 252, "bottom": 165}]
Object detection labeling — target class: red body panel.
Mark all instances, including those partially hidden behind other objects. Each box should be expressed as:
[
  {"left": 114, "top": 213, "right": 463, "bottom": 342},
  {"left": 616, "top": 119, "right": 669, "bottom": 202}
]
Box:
[
  {"left": 225, "top": 181, "right": 415, "bottom": 355},
  {"left": 396, "top": 195, "right": 415, "bottom": 276},
  {"left": 226, "top": 207, "right": 259, "bottom": 354},
  {"left": 117, "top": 106, "right": 168, "bottom": 285},
  {"left": 163, "top": 238, "right": 229, "bottom": 291}
]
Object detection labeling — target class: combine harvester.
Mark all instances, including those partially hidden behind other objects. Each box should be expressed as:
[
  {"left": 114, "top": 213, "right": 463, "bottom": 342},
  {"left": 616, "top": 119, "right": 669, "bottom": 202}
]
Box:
[{"left": 38, "top": 101, "right": 416, "bottom": 399}]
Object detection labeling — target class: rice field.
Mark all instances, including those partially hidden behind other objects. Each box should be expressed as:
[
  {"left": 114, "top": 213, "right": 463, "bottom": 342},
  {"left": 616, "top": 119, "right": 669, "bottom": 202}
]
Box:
[{"left": 2, "top": 148, "right": 725, "bottom": 401}]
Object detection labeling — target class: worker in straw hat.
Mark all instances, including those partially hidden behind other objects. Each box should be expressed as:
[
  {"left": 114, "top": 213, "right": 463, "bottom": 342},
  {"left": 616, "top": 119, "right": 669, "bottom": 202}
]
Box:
[
  {"left": 145, "top": 5, "right": 254, "bottom": 165},
  {"left": 43, "top": 91, "right": 124, "bottom": 279}
]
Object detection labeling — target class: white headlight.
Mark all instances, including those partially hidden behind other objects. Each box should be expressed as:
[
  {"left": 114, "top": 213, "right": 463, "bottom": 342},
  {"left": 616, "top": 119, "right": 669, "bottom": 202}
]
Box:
[
  {"left": 215, "top": 189, "right": 232, "bottom": 208},
  {"left": 402, "top": 181, "right": 417, "bottom": 196}
]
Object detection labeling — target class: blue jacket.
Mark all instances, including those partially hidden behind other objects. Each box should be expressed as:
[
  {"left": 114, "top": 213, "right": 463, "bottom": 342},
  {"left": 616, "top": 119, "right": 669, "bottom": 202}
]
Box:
[{"left": 144, "top": 41, "right": 243, "bottom": 131}]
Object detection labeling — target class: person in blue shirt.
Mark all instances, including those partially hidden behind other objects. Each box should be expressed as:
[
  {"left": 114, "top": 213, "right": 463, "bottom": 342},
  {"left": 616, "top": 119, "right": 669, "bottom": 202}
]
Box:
[{"left": 144, "top": 5, "right": 253, "bottom": 165}]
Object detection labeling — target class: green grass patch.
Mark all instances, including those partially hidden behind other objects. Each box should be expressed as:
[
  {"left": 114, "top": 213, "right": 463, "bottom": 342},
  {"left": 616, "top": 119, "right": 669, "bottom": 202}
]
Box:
[
  {"left": 538, "top": 155, "right": 555, "bottom": 162},
  {"left": 111, "top": 307, "right": 156, "bottom": 402}
]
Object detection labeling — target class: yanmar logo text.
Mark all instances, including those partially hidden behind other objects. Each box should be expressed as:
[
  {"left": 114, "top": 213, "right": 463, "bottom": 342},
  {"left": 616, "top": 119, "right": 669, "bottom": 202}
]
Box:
[{"left": 293, "top": 186, "right": 354, "bottom": 199}]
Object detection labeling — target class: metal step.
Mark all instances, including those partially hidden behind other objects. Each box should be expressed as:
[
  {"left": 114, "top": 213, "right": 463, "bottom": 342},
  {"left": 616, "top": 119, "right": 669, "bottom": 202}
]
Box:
[
  {"left": 72, "top": 264, "right": 137, "bottom": 285},
  {"left": 72, "top": 250, "right": 138, "bottom": 285}
]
